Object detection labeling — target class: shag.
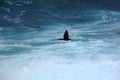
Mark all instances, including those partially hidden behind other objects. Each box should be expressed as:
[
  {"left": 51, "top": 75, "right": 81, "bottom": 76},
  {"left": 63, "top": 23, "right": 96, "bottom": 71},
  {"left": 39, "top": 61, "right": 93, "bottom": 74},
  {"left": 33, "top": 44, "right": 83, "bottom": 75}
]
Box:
[{"left": 59, "top": 30, "right": 70, "bottom": 41}]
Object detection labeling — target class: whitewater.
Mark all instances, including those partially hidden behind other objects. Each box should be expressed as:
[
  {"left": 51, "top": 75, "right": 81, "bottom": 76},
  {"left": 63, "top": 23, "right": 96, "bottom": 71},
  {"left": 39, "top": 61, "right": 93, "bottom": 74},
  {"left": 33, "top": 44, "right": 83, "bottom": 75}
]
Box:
[{"left": 0, "top": 0, "right": 120, "bottom": 80}]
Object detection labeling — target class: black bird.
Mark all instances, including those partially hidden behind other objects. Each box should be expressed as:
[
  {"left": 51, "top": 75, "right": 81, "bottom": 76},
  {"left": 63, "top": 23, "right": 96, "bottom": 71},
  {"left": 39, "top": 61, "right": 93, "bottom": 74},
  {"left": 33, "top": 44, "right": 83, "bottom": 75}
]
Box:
[{"left": 59, "top": 30, "right": 71, "bottom": 41}]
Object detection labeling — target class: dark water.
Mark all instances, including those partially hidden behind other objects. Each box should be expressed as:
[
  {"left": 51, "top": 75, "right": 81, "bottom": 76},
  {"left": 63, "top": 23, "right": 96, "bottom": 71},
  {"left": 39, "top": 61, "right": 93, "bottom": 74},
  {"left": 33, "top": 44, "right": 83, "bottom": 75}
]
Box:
[
  {"left": 0, "top": 0, "right": 120, "bottom": 26},
  {"left": 0, "top": 0, "right": 120, "bottom": 80}
]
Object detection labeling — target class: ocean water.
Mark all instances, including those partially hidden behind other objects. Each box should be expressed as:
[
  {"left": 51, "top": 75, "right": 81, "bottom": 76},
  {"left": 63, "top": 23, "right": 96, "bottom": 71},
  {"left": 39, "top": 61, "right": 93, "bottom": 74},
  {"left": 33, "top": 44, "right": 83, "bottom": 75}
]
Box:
[{"left": 0, "top": 0, "right": 120, "bottom": 80}]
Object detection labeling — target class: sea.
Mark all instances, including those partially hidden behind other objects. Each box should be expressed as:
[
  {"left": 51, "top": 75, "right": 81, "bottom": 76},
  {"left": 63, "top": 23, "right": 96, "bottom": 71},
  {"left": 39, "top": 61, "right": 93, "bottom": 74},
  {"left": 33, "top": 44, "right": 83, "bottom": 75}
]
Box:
[{"left": 0, "top": 0, "right": 120, "bottom": 80}]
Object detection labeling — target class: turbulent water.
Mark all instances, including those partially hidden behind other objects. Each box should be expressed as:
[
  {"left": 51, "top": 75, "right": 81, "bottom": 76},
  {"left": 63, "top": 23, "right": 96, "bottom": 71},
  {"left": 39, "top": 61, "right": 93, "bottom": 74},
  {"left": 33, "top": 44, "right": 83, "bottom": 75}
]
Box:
[{"left": 0, "top": 0, "right": 120, "bottom": 80}]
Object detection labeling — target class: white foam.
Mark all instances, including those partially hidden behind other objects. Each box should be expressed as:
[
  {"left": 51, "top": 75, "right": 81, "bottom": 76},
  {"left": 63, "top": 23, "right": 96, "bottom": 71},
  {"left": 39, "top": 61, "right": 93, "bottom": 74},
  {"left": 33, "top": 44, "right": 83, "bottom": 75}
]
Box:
[
  {"left": 0, "top": 43, "right": 32, "bottom": 50},
  {"left": 0, "top": 39, "right": 120, "bottom": 80},
  {"left": 23, "top": 0, "right": 32, "bottom": 4},
  {"left": 5, "top": 0, "right": 14, "bottom": 5},
  {"left": 3, "top": 15, "right": 21, "bottom": 23},
  {"left": 0, "top": 28, "right": 3, "bottom": 31},
  {"left": 1, "top": 7, "right": 10, "bottom": 12},
  {"left": 0, "top": 58, "right": 120, "bottom": 80}
]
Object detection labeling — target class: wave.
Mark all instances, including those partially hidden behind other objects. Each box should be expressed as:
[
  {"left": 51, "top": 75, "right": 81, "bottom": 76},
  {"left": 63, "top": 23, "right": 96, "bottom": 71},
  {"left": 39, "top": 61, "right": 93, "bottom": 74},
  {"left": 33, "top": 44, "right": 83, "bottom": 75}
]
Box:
[{"left": 0, "top": 0, "right": 120, "bottom": 26}]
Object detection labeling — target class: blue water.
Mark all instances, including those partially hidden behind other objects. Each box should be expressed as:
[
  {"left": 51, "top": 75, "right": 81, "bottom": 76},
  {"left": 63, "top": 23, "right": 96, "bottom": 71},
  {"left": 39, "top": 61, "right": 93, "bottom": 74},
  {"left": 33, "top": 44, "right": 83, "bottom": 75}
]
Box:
[{"left": 0, "top": 0, "right": 120, "bottom": 80}]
